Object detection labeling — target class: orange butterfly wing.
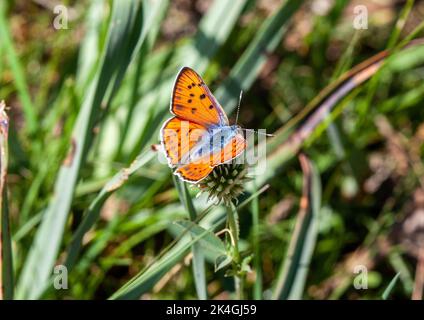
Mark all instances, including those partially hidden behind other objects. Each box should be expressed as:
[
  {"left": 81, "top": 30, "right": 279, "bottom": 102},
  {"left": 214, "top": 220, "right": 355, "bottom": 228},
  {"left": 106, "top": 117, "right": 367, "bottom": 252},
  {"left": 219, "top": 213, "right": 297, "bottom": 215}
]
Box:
[
  {"left": 175, "top": 161, "right": 214, "bottom": 183},
  {"left": 211, "top": 133, "right": 246, "bottom": 166},
  {"left": 164, "top": 67, "right": 246, "bottom": 183},
  {"left": 171, "top": 67, "right": 229, "bottom": 127},
  {"left": 161, "top": 117, "right": 207, "bottom": 167},
  {"left": 175, "top": 133, "right": 246, "bottom": 183}
]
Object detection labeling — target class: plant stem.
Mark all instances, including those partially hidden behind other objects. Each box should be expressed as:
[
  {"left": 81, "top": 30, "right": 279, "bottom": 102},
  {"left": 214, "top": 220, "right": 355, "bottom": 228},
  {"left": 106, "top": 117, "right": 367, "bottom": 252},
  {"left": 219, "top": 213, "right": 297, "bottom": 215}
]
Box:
[
  {"left": 235, "top": 274, "right": 244, "bottom": 300},
  {"left": 251, "top": 180, "right": 262, "bottom": 299},
  {"left": 227, "top": 204, "right": 244, "bottom": 299}
]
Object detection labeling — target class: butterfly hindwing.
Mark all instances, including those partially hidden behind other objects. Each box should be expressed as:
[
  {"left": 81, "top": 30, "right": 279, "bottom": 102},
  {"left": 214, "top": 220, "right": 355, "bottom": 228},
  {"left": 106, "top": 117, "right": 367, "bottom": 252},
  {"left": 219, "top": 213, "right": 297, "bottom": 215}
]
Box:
[
  {"left": 161, "top": 117, "right": 208, "bottom": 167},
  {"left": 175, "top": 133, "right": 246, "bottom": 183},
  {"left": 171, "top": 67, "right": 229, "bottom": 127},
  {"left": 211, "top": 133, "right": 246, "bottom": 166},
  {"left": 175, "top": 161, "right": 214, "bottom": 183}
]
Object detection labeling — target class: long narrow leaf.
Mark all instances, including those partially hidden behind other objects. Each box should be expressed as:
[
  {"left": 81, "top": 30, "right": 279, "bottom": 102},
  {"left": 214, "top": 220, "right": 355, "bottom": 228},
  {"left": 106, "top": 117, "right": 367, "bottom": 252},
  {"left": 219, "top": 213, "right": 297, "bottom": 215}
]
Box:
[
  {"left": 215, "top": 0, "right": 305, "bottom": 111},
  {"left": 273, "top": 154, "right": 321, "bottom": 300},
  {"left": 110, "top": 183, "right": 268, "bottom": 299},
  {"left": 261, "top": 40, "right": 424, "bottom": 188},
  {"left": 251, "top": 180, "right": 262, "bottom": 300},
  {"left": 16, "top": 0, "right": 146, "bottom": 299},
  {"left": 382, "top": 272, "right": 401, "bottom": 300},
  {"left": 65, "top": 151, "right": 155, "bottom": 270},
  {"left": 110, "top": 217, "right": 225, "bottom": 300},
  {"left": 0, "top": 4, "right": 37, "bottom": 134},
  {"left": 0, "top": 101, "right": 13, "bottom": 300},
  {"left": 173, "top": 220, "right": 227, "bottom": 258},
  {"left": 173, "top": 177, "right": 207, "bottom": 300}
]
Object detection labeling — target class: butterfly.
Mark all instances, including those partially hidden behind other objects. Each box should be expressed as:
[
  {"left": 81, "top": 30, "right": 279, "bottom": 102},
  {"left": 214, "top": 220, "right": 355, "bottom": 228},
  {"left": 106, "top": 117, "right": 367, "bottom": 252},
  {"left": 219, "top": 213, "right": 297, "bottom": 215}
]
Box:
[{"left": 160, "top": 67, "right": 247, "bottom": 183}]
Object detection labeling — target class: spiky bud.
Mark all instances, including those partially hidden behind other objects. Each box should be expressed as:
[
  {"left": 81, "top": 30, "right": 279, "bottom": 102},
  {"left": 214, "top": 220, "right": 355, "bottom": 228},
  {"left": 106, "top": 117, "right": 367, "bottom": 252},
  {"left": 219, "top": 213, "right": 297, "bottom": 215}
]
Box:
[{"left": 197, "top": 162, "right": 251, "bottom": 206}]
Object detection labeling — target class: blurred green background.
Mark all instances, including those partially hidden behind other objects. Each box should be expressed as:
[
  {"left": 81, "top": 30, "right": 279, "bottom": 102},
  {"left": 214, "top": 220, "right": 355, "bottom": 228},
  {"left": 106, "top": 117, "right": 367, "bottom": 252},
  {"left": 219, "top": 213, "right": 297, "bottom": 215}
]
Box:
[{"left": 1, "top": 0, "right": 424, "bottom": 300}]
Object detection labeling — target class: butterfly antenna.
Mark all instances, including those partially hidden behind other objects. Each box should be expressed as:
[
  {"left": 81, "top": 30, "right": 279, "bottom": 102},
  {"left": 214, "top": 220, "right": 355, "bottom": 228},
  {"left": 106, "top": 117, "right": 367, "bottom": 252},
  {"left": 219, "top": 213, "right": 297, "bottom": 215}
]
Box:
[
  {"left": 242, "top": 128, "right": 274, "bottom": 137},
  {"left": 234, "top": 92, "right": 274, "bottom": 137},
  {"left": 235, "top": 90, "right": 243, "bottom": 125}
]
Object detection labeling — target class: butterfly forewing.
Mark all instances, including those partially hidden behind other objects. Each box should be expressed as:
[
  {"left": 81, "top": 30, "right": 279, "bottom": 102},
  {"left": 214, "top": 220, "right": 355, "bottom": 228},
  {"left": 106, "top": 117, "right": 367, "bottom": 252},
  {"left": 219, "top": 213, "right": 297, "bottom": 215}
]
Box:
[{"left": 171, "top": 67, "right": 229, "bottom": 127}]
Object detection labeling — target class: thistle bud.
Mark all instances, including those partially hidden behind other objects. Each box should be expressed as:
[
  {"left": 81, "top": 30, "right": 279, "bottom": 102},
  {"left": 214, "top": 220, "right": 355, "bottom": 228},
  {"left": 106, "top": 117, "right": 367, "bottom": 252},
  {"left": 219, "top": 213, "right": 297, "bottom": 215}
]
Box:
[{"left": 197, "top": 162, "right": 251, "bottom": 206}]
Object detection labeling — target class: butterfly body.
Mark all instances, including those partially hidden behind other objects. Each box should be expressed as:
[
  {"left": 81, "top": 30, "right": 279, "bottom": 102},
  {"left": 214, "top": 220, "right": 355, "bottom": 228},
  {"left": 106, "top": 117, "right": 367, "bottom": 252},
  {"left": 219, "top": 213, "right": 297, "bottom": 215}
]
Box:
[
  {"left": 177, "top": 124, "right": 240, "bottom": 166},
  {"left": 160, "top": 67, "right": 247, "bottom": 183},
  {"left": 209, "top": 124, "right": 242, "bottom": 149}
]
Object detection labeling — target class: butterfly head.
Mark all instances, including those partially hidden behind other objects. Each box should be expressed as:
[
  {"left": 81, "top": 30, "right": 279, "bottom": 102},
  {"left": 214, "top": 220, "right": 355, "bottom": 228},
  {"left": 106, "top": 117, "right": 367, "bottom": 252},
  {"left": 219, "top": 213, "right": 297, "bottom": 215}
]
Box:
[{"left": 231, "top": 124, "right": 243, "bottom": 134}]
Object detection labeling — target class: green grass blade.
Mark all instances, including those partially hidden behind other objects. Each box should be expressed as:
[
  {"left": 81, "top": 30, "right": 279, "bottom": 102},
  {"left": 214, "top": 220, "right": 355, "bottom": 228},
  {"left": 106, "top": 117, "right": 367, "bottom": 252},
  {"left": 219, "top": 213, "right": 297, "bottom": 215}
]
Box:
[
  {"left": 388, "top": 252, "right": 414, "bottom": 294},
  {"left": 358, "top": 0, "right": 414, "bottom": 119},
  {"left": 109, "top": 183, "right": 268, "bottom": 299},
  {"left": 382, "top": 272, "right": 401, "bottom": 300},
  {"left": 273, "top": 154, "right": 321, "bottom": 300},
  {"left": 0, "top": 101, "right": 13, "bottom": 300},
  {"left": 251, "top": 180, "right": 262, "bottom": 300},
  {"left": 180, "top": 0, "right": 248, "bottom": 72},
  {"left": 110, "top": 218, "right": 225, "bottom": 300},
  {"left": 0, "top": 188, "right": 13, "bottom": 300},
  {"left": 16, "top": 0, "right": 147, "bottom": 299},
  {"left": 387, "top": 0, "right": 414, "bottom": 50},
  {"left": 215, "top": 0, "right": 305, "bottom": 112},
  {"left": 65, "top": 151, "right": 155, "bottom": 270},
  {"left": 263, "top": 41, "right": 424, "bottom": 188},
  {"left": 0, "top": 4, "right": 37, "bottom": 135},
  {"left": 173, "top": 177, "right": 207, "bottom": 300},
  {"left": 13, "top": 211, "right": 43, "bottom": 243},
  {"left": 75, "top": 0, "right": 106, "bottom": 92},
  {"left": 114, "top": 0, "right": 170, "bottom": 161},
  {"left": 173, "top": 220, "right": 227, "bottom": 258}
]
